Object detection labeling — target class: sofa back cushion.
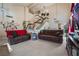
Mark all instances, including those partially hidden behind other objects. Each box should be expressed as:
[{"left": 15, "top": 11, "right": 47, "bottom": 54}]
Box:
[
  {"left": 16, "top": 30, "right": 27, "bottom": 36},
  {"left": 6, "top": 30, "right": 27, "bottom": 38},
  {"left": 39, "top": 30, "right": 63, "bottom": 37}
]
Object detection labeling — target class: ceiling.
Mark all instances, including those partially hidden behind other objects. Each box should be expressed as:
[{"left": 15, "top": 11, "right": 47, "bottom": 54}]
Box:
[
  {"left": 12, "top": 3, "right": 54, "bottom": 7},
  {"left": 11, "top": 3, "right": 55, "bottom": 14},
  {"left": 12, "top": 3, "right": 32, "bottom": 7},
  {"left": 2, "top": 3, "right": 55, "bottom": 14}
]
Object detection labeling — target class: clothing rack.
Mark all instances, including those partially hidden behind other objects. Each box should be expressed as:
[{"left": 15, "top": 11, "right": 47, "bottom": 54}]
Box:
[{"left": 66, "top": 34, "right": 79, "bottom": 56}]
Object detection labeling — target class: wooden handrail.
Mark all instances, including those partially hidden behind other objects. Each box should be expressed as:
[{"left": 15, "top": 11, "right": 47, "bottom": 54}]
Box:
[{"left": 26, "top": 15, "right": 49, "bottom": 29}]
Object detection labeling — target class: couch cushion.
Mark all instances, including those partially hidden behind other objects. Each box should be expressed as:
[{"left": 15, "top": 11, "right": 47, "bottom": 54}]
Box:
[
  {"left": 16, "top": 30, "right": 27, "bottom": 36},
  {"left": 38, "top": 30, "right": 63, "bottom": 43},
  {"left": 39, "top": 35, "right": 63, "bottom": 43},
  {"left": 6, "top": 30, "right": 27, "bottom": 37},
  {"left": 39, "top": 30, "right": 63, "bottom": 37}
]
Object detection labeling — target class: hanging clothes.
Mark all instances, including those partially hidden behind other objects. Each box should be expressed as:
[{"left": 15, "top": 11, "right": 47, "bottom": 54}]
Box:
[
  {"left": 73, "top": 3, "right": 79, "bottom": 29},
  {"left": 68, "top": 3, "right": 75, "bottom": 33},
  {"left": 68, "top": 3, "right": 79, "bottom": 33}
]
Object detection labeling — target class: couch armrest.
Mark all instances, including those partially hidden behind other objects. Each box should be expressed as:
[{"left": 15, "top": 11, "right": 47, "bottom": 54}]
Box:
[{"left": 7, "top": 35, "right": 13, "bottom": 39}]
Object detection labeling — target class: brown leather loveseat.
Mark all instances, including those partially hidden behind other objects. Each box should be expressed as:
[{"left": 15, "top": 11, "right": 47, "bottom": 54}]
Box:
[{"left": 38, "top": 30, "right": 63, "bottom": 43}]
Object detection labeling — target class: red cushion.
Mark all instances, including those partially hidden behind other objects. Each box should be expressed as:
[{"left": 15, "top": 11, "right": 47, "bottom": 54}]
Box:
[
  {"left": 6, "top": 30, "right": 27, "bottom": 37},
  {"left": 6, "top": 31, "right": 13, "bottom": 37},
  {"left": 16, "top": 30, "right": 27, "bottom": 36}
]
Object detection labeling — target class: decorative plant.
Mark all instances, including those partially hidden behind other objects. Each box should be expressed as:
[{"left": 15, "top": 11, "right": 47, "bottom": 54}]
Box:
[
  {"left": 23, "top": 21, "right": 27, "bottom": 30},
  {"left": 53, "top": 18, "right": 61, "bottom": 29},
  {"left": 0, "top": 20, "right": 17, "bottom": 30}
]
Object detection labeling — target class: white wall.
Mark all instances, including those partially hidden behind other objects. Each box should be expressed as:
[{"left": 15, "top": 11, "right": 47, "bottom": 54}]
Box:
[
  {"left": 8, "top": 5, "right": 25, "bottom": 29},
  {"left": 2, "top": 4, "right": 34, "bottom": 29},
  {"left": 25, "top": 7, "right": 34, "bottom": 22},
  {"left": 48, "top": 3, "right": 71, "bottom": 30}
]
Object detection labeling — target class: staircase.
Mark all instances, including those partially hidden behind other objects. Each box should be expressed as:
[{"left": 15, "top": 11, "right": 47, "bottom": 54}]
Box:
[
  {"left": 26, "top": 14, "right": 49, "bottom": 33},
  {"left": 34, "top": 21, "right": 49, "bottom": 33}
]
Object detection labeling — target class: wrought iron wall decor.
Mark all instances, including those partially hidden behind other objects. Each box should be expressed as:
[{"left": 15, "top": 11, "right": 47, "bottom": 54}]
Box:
[{"left": 0, "top": 20, "right": 17, "bottom": 30}]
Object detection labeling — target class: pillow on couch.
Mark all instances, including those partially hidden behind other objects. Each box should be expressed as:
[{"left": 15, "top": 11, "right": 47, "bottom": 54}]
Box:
[{"left": 12, "top": 31, "right": 18, "bottom": 38}]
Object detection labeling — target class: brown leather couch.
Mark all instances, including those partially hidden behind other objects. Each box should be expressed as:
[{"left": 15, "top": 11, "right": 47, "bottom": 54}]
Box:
[{"left": 38, "top": 30, "right": 63, "bottom": 43}]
